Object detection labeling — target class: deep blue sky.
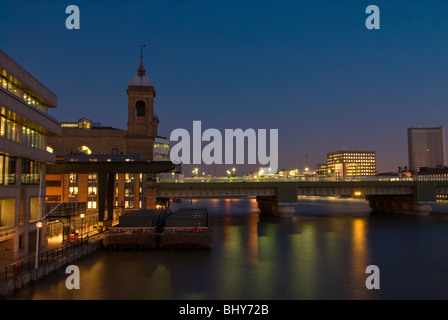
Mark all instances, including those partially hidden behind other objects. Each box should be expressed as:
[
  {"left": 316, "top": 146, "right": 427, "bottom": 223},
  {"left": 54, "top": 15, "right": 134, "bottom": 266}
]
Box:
[{"left": 2, "top": 1, "right": 448, "bottom": 174}]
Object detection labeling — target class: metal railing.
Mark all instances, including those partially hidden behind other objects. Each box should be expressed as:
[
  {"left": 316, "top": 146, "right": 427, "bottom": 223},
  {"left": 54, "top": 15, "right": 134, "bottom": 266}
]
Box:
[
  {"left": 0, "top": 238, "right": 90, "bottom": 285},
  {"left": 158, "top": 176, "right": 448, "bottom": 183}
]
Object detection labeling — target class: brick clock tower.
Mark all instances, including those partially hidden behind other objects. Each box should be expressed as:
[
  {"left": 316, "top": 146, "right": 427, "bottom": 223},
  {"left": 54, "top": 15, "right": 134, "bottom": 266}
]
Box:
[
  {"left": 126, "top": 51, "right": 159, "bottom": 161},
  {"left": 126, "top": 49, "right": 160, "bottom": 209}
]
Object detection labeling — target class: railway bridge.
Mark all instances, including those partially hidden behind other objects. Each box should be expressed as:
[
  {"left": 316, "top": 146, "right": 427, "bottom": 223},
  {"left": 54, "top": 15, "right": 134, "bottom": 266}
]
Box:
[{"left": 157, "top": 178, "right": 448, "bottom": 217}]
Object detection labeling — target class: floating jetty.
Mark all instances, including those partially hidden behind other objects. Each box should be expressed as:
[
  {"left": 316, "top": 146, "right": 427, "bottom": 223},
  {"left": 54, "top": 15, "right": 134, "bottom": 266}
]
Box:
[
  {"left": 160, "top": 208, "right": 212, "bottom": 249},
  {"left": 103, "top": 208, "right": 212, "bottom": 250}
]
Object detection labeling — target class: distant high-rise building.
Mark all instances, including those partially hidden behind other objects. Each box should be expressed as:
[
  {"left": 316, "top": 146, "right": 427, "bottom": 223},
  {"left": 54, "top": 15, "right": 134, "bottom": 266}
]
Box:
[
  {"left": 407, "top": 126, "right": 446, "bottom": 172},
  {"left": 327, "top": 151, "right": 376, "bottom": 179}
]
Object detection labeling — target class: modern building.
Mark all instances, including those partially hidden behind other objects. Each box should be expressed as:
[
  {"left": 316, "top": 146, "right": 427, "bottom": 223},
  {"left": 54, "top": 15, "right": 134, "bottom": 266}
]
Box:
[
  {"left": 327, "top": 150, "right": 376, "bottom": 179},
  {"left": 315, "top": 163, "right": 328, "bottom": 177},
  {"left": 417, "top": 166, "right": 448, "bottom": 178},
  {"left": 408, "top": 126, "right": 447, "bottom": 172},
  {"left": 153, "top": 136, "right": 170, "bottom": 161},
  {"left": 0, "top": 49, "right": 61, "bottom": 262},
  {"left": 45, "top": 54, "right": 171, "bottom": 236}
]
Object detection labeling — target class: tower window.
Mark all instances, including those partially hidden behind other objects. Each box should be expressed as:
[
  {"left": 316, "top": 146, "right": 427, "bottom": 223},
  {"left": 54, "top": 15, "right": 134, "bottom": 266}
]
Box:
[{"left": 135, "top": 101, "right": 146, "bottom": 122}]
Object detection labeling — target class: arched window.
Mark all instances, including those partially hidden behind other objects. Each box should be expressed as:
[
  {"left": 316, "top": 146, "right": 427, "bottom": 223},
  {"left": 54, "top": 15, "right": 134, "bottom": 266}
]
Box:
[
  {"left": 71, "top": 145, "right": 92, "bottom": 155},
  {"left": 135, "top": 101, "right": 146, "bottom": 122}
]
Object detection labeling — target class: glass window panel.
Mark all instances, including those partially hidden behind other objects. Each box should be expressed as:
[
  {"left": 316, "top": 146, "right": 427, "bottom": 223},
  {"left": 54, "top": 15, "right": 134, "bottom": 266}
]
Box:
[{"left": 0, "top": 155, "right": 3, "bottom": 185}]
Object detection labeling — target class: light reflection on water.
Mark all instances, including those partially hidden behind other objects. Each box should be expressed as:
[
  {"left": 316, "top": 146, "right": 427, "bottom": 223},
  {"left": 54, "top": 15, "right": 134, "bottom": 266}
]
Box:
[{"left": 7, "top": 197, "right": 448, "bottom": 300}]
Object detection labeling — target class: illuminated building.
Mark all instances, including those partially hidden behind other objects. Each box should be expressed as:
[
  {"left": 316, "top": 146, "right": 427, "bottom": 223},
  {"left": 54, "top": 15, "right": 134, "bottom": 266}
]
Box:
[
  {"left": 153, "top": 136, "right": 170, "bottom": 161},
  {"left": 327, "top": 151, "right": 376, "bottom": 179},
  {"left": 0, "top": 49, "right": 61, "bottom": 261},
  {"left": 45, "top": 55, "right": 170, "bottom": 238},
  {"left": 315, "top": 163, "right": 328, "bottom": 177},
  {"left": 407, "top": 126, "right": 447, "bottom": 172}
]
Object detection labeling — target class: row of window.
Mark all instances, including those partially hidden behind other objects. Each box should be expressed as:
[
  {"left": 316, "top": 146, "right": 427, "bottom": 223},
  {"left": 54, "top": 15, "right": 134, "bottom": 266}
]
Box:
[
  {"left": 69, "top": 173, "right": 98, "bottom": 183},
  {"left": 69, "top": 173, "right": 143, "bottom": 184},
  {"left": 66, "top": 199, "right": 142, "bottom": 210},
  {"left": 0, "top": 155, "right": 43, "bottom": 185},
  {"left": 1, "top": 113, "right": 45, "bottom": 150},
  {"left": 0, "top": 197, "right": 43, "bottom": 228},
  {"left": 154, "top": 143, "right": 170, "bottom": 150},
  {"left": 21, "top": 159, "right": 42, "bottom": 185},
  {"left": 69, "top": 186, "right": 142, "bottom": 198},
  {"left": 0, "top": 69, "right": 46, "bottom": 112},
  {"left": 0, "top": 154, "right": 16, "bottom": 185},
  {"left": 328, "top": 159, "right": 376, "bottom": 163},
  {"left": 115, "top": 200, "right": 143, "bottom": 209},
  {"left": 154, "top": 152, "right": 170, "bottom": 159},
  {"left": 0, "top": 115, "right": 18, "bottom": 142},
  {"left": 22, "top": 126, "right": 44, "bottom": 149}
]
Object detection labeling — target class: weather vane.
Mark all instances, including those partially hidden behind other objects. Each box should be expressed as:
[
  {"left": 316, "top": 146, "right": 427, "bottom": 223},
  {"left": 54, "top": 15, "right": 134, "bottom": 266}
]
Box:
[{"left": 140, "top": 44, "right": 146, "bottom": 59}]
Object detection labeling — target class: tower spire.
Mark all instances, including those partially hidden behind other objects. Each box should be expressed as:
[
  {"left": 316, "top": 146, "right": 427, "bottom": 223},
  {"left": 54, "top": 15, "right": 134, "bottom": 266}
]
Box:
[{"left": 138, "top": 44, "right": 146, "bottom": 76}]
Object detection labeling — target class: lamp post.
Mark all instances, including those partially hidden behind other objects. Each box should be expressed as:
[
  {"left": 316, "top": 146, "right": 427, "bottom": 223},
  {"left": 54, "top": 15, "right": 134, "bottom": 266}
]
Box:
[
  {"left": 80, "top": 213, "right": 85, "bottom": 238},
  {"left": 34, "top": 172, "right": 43, "bottom": 270},
  {"left": 34, "top": 191, "right": 66, "bottom": 270}
]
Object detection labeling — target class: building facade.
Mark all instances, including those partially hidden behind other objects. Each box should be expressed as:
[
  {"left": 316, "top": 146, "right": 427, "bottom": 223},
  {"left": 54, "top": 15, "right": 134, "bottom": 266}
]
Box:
[
  {"left": 0, "top": 49, "right": 61, "bottom": 262},
  {"left": 408, "top": 126, "right": 447, "bottom": 172},
  {"left": 315, "top": 163, "right": 328, "bottom": 177},
  {"left": 327, "top": 150, "right": 376, "bottom": 179},
  {"left": 45, "top": 56, "right": 170, "bottom": 235}
]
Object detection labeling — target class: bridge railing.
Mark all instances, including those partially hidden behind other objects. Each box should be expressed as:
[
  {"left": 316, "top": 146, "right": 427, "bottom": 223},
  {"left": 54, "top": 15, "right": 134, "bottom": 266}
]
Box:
[{"left": 157, "top": 176, "right": 440, "bottom": 183}]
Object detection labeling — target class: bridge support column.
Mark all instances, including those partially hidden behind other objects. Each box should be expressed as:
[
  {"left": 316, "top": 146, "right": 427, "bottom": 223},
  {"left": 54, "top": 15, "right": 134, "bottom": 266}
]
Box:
[
  {"left": 256, "top": 196, "right": 296, "bottom": 217},
  {"left": 366, "top": 195, "right": 433, "bottom": 216}
]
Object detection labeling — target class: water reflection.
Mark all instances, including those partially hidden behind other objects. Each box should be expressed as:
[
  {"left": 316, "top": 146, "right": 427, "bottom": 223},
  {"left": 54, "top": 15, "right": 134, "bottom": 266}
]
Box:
[
  {"left": 7, "top": 197, "right": 448, "bottom": 300},
  {"left": 350, "top": 219, "right": 370, "bottom": 299}
]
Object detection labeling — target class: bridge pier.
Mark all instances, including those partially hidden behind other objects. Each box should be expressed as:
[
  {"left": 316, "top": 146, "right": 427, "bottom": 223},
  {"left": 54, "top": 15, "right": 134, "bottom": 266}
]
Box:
[
  {"left": 256, "top": 196, "right": 297, "bottom": 218},
  {"left": 366, "top": 182, "right": 437, "bottom": 216},
  {"left": 366, "top": 195, "right": 433, "bottom": 216}
]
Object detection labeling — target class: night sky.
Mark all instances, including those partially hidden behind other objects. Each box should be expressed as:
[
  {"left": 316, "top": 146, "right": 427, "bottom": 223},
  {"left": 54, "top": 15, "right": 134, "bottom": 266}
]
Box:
[{"left": 2, "top": 1, "right": 448, "bottom": 174}]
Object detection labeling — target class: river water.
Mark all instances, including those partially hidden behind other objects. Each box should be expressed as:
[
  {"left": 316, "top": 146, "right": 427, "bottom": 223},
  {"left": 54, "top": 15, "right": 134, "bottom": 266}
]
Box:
[{"left": 7, "top": 197, "right": 448, "bottom": 300}]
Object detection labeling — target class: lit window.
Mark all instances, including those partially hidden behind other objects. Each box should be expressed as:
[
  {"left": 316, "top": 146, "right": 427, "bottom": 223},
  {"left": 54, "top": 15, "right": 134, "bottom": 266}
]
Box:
[
  {"left": 71, "top": 145, "right": 92, "bottom": 155},
  {"left": 69, "top": 187, "right": 78, "bottom": 197}
]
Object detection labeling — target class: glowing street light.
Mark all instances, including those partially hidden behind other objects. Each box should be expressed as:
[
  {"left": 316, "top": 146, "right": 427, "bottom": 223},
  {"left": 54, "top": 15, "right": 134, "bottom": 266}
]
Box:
[{"left": 80, "top": 213, "right": 85, "bottom": 237}]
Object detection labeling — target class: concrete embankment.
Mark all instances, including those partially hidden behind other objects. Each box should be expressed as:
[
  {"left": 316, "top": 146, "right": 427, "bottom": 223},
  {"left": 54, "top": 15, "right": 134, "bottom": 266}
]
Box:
[{"left": 0, "top": 238, "right": 101, "bottom": 298}]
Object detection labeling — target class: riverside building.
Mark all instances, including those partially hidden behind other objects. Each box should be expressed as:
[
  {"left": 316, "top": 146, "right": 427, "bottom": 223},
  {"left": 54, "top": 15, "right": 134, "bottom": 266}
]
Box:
[
  {"left": 0, "top": 49, "right": 61, "bottom": 263},
  {"left": 326, "top": 150, "right": 376, "bottom": 179},
  {"left": 45, "top": 55, "right": 170, "bottom": 237}
]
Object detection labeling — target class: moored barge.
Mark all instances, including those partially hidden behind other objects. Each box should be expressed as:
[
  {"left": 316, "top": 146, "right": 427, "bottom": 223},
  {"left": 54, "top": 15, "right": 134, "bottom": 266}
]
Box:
[{"left": 102, "top": 208, "right": 212, "bottom": 250}]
